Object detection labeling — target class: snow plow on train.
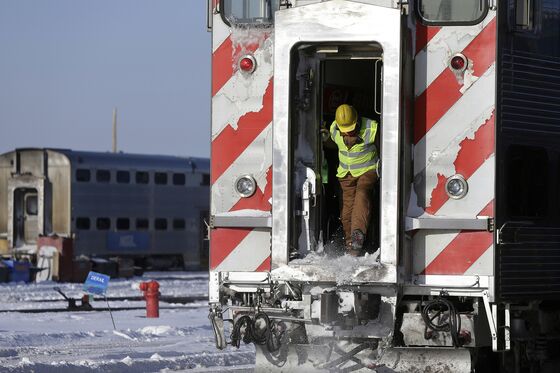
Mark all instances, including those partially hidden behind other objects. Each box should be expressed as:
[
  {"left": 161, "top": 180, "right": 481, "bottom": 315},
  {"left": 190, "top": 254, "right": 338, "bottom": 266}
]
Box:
[{"left": 207, "top": 1, "right": 560, "bottom": 371}]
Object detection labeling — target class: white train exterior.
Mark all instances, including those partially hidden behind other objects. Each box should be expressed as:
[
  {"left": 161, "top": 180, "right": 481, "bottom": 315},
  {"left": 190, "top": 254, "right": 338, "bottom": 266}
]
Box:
[
  {"left": 0, "top": 148, "right": 210, "bottom": 269},
  {"left": 207, "top": 0, "right": 560, "bottom": 372}
]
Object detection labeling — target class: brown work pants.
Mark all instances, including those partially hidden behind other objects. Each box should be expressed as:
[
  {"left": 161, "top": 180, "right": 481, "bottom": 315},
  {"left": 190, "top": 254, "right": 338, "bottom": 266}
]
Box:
[{"left": 339, "top": 170, "right": 378, "bottom": 247}]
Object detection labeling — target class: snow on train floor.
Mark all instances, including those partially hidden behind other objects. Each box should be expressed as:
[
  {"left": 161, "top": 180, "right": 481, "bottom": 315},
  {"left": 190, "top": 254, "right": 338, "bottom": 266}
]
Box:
[{"left": 0, "top": 272, "right": 255, "bottom": 372}]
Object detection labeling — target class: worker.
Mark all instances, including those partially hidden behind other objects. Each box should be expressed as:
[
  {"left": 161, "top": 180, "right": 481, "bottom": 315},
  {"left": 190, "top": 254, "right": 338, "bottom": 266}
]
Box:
[{"left": 329, "top": 104, "right": 379, "bottom": 256}]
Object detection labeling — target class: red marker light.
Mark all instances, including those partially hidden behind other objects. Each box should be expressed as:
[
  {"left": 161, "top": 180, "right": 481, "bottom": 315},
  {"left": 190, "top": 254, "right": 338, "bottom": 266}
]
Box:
[
  {"left": 239, "top": 55, "right": 256, "bottom": 73},
  {"left": 450, "top": 54, "right": 467, "bottom": 71}
]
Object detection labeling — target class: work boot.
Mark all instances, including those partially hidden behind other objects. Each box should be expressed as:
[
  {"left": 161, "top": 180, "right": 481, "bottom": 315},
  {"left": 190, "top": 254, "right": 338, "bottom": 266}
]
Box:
[{"left": 348, "top": 230, "right": 365, "bottom": 256}]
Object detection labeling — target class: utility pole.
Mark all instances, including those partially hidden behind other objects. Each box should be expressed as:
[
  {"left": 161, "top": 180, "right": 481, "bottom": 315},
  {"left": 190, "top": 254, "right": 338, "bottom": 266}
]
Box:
[{"left": 112, "top": 107, "right": 117, "bottom": 153}]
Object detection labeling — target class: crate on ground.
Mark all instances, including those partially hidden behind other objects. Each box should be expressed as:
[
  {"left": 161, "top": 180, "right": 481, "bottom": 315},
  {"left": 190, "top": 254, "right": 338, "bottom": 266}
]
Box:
[
  {"left": 36, "top": 235, "right": 73, "bottom": 282},
  {"left": 111, "top": 257, "right": 135, "bottom": 278},
  {"left": 72, "top": 257, "right": 92, "bottom": 283},
  {"left": 91, "top": 258, "right": 118, "bottom": 278},
  {"left": 0, "top": 261, "right": 9, "bottom": 283}
]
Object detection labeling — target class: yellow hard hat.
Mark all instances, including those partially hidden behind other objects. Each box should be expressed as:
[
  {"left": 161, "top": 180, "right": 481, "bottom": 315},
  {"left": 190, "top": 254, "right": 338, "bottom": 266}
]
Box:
[{"left": 335, "top": 104, "right": 358, "bottom": 133}]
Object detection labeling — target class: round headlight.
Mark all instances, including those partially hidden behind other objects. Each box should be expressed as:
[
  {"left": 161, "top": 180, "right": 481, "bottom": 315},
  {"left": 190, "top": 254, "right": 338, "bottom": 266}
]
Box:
[
  {"left": 235, "top": 175, "right": 257, "bottom": 198},
  {"left": 445, "top": 174, "right": 468, "bottom": 199}
]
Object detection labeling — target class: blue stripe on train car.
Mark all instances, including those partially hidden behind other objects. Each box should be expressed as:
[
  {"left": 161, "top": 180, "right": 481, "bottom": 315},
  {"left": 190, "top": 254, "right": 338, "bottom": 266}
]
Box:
[{"left": 106, "top": 232, "right": 150, "bottom": 252}]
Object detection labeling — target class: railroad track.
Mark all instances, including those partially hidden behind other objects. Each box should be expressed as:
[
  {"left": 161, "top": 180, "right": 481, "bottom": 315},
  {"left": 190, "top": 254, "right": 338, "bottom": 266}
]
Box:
[{"left": 1, "top": 294, "right": 208, "bottom": 313}]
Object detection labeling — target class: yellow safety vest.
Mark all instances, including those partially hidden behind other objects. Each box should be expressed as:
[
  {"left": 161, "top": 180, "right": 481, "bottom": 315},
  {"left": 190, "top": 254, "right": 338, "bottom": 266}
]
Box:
[{"left": 330, "top": 117, "right": 378, "bottom": 178}]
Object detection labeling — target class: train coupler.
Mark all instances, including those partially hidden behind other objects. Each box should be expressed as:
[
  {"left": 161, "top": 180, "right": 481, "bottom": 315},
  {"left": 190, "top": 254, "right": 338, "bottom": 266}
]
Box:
[{"left": 229, "top": 310, "right": 283, "bottom": 352}]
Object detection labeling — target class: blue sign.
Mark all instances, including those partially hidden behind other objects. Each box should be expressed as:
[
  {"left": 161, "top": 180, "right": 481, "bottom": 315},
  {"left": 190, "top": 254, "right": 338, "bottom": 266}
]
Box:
[
  {"left": 107, "top": 232, "right": 150, "bottom": 252},
  {"left": 83, "top": 271, "right": 111, "bottom": 296}
]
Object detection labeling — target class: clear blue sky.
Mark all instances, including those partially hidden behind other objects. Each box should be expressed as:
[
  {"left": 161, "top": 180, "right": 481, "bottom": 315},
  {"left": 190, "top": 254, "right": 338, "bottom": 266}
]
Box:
[{"left": 0, "top": 0, "right": 211, "bottom": 158}]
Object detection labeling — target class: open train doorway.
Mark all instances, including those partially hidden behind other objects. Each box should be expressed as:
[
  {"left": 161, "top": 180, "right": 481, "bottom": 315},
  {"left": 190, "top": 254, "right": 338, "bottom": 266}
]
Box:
[
  {"left": 289, "top": 43, "right": 383, "bottom": 259},
  {"left": 13, "top": 188, "right": 39, "bottom": 248}
]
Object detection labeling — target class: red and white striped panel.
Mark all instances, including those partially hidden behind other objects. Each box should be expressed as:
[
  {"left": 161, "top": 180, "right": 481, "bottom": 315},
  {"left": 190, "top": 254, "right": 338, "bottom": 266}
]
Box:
[
  {"left": 210, "top": 10, "right": 273, "bottom": 272},
  {"left": 411, "top": 12, "right": 496, "bottom": 276}
]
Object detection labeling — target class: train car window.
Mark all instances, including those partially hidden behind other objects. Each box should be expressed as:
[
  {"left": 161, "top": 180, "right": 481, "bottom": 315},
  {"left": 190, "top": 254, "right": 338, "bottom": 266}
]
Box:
[
  {"left": 155, "top": 218, "right": 168, "bottom": 230},
  {"left": 76, "top": 217, "right": 90, "bottom": 230},
  {"left": 76, "top": 169, "right": 91, "bottom": 182},
  {"left": 506, "top": 144, "right": 548, "bottom": 218},
  {"left": 116, "top": 218, "right": 130, "bottom": 231},
  {"left": 173, "top": 218, "right": 186, "bottom": 230},
  {"left": 136, "top": 218, "right": 149, "bottom": 230},
  {"left": 417, "top": 0, "right": 488, "bottom": 25},
  {"left": 136, "top": 171, "right": 150, "bottom": 184},
  {"left": 26, "top": 196, "right": 38, "bottom": 215},
  {"left": 116, "top": 171, "right": 130, "bottom": 184},
  {"left": 96, "top": 170, "right": 111, "bottom": 183},
  {"left": 220, "top": 0, "right": 279, "bottom": 26},
  {"left": 96, "top": 217, "right": 111, "bottom": 230},
  {"left": 155, "top": 172, "right": 168, "bottom": 185},
  {"left": 173, "top": 173, "right": 186, "bottom": 186},
  {"left": 202, "top": 173, "right": 210, "bottom": 186}
]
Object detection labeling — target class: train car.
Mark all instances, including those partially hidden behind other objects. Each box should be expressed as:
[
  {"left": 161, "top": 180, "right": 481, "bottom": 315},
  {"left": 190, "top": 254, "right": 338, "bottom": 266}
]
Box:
[
  {"left": 0, "top": 148, "right": 209, "bottom": 270},
  {"left": 206, "top": 0, "right": 560, "bottom": 372}
]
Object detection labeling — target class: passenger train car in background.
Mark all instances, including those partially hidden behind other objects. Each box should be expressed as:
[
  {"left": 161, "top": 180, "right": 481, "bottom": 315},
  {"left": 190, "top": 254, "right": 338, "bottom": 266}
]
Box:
[
  {"left": 207, "top": 0, "right": 560, "bottom": 372},
  {"left": 0, "top": 148, "right": 209, "bottom": 272}
]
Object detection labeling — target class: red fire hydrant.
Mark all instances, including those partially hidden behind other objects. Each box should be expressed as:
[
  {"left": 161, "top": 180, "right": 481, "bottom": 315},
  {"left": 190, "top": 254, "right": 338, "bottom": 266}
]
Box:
[{"left": 139, "top": 280, "right": 160, "bottom": 318}]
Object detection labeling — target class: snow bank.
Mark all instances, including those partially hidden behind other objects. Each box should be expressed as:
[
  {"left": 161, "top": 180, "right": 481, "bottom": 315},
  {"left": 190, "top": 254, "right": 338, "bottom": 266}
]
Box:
[{"left": 0, "top": 272, "right": 255, "bottom": 372}]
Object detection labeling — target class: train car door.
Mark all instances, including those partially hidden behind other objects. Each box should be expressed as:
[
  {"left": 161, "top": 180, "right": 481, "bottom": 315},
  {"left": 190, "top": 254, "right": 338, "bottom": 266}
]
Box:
[
  {"left": 272, "top": 1, "right": 402, "bottom": 278},
  {"left": 13, "top": 188, "right": 39, "bottom": 247}
]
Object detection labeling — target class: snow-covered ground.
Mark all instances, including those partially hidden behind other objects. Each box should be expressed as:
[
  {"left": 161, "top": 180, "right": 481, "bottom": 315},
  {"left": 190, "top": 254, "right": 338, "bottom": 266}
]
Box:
[{"left": 0, "top": 272, "right": 255, "bottom": 372}]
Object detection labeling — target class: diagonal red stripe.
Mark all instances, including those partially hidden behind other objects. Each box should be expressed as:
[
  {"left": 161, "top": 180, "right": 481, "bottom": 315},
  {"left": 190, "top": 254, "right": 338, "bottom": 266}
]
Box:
[
  {"left": 212, "top": 37, "right": 233, "bottom": 97},
  {"left": 423, "top": 200, "right": 494, "bottom": 275},
  {"left": 212, "top": 33, "right": 270, "bottom": 97},
  {"left": 210, "top": 30, "right": 273, "bottom": 272},
  {"left": 478, "top": 201, "right": 494, "bottom": 217},
  {"left": 414, "top": 18, "right": 497, "bottom": 144},
  {"left": 426, "top": 174, "right": 448, "bottom": 216},
  {"left": 414, "top": 69, "right": 461, "bottom": 143},
  {"left": 255, "top": 256, "right": 271, "bottom": 272},
  {"left": 230, "top": 166, "right": 272, "bottom": 211},
  {"left": 209, "top": 168, "right": 272, "bottom": 270},
  {"left": 415, "top": 23, "right": 441, "bottom": 55},
  {"left": 425, "top": 113, "right": 495, "bottom": 214},
  {"left": 463, "top": 18, "right": 496, "bottom": 77},
  {"left": 211, "top": 79, "right": 273, "bottom": 184},
  {"left": 210, "top": 227, "right": 253, "bottom": 270},
  {"left": 454, "top": 114, "right": 495, "bottom": 177}
]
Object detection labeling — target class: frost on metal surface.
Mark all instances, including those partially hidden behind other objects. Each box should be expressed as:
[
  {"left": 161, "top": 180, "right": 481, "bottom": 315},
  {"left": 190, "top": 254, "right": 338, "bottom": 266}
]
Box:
[
  {"left": 214, "top": 209, "right": 271, "bottom": 218},
  {"left": 458, "top": 61, "right": 479, "bottom": 93},
  {"left": 211, "top": 22, "right": 274, "bottom": 216},
  {"left": 294, "top": 0, "right": 399, "bottom": 7},
  {"left": 414, "top": 14, "right": 496, "bottom": 97},
  {"left": 413, "top": 65, "right": 496, "bottom": 211},
  {"left": 212, "top": 26, "right": 273, "bottom": 138}
]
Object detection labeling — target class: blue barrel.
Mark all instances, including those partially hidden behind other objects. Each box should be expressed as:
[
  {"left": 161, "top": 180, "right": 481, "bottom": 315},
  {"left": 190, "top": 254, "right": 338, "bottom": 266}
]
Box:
[{"left": 2, "top": 260, "right": 31, "bottom": 283}]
